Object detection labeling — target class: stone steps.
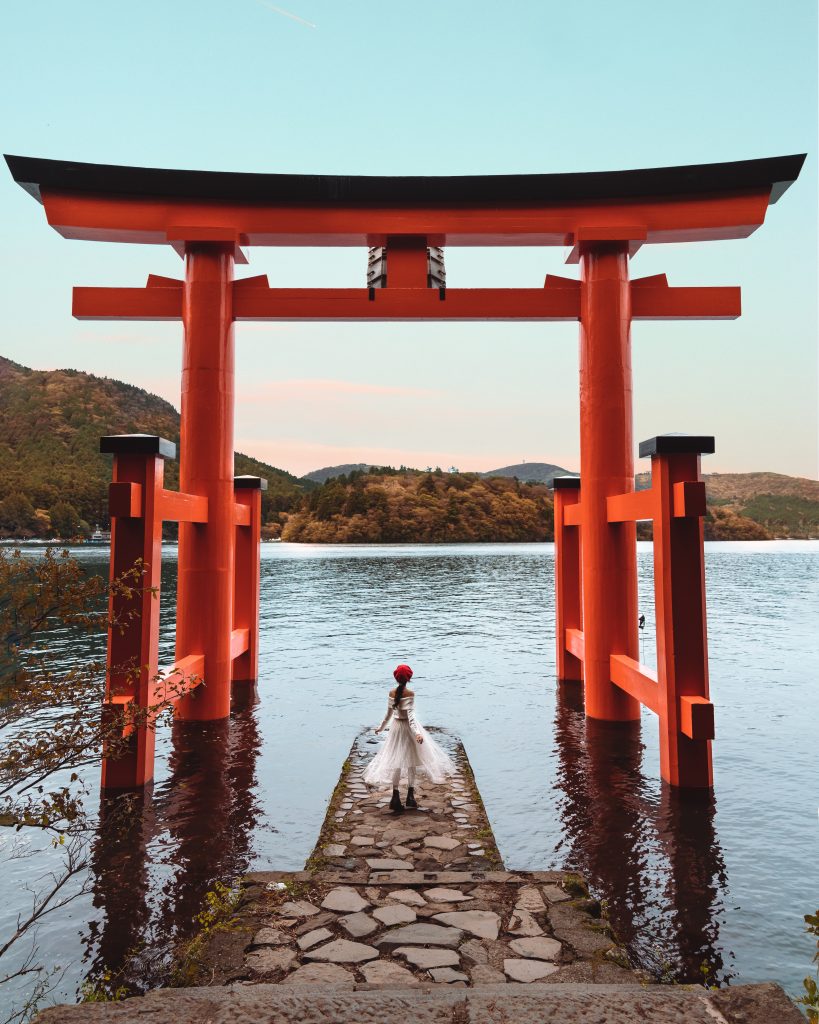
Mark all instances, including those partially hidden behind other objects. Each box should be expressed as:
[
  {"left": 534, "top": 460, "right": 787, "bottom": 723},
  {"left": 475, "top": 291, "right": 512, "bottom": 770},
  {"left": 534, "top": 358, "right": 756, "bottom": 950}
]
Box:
[
  {"left": 227, "top": 735, "right": 635, "bottom": 989},
  {"left": 36, "top": 982, "right": 801, "bottom": 1023}
]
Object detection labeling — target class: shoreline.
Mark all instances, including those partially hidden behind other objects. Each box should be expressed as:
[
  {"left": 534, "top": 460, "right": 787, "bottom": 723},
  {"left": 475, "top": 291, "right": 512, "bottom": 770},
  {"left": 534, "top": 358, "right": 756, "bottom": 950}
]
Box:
[{"left": 4, "top": 537, "right": 819, "bottom": 548}]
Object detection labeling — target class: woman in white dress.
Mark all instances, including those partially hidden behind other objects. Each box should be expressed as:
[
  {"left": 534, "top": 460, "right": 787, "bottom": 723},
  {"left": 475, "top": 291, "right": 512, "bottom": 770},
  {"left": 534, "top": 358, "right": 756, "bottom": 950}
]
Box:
[{"left": 364, "top": 664, "right": 455, "bottom": 813}]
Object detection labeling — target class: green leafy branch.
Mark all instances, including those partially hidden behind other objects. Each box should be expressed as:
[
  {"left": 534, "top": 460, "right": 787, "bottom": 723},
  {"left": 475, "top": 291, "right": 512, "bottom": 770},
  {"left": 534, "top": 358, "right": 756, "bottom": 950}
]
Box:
[{"left": 799, "top": 910, "right": 819, "bottom": 1022}]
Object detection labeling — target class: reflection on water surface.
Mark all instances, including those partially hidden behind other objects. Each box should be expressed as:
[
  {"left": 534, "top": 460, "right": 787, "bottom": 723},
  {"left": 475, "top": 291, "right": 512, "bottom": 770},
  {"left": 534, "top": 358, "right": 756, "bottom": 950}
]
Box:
[
  {"left": 554, "top": 684, "right": 729, "bottom": 982},
  {"left": 85, "top": 694, "right": 263, "bottom": 993},
  {"left": 0, "top": 541, "right": 816, "bottom": 1010}
]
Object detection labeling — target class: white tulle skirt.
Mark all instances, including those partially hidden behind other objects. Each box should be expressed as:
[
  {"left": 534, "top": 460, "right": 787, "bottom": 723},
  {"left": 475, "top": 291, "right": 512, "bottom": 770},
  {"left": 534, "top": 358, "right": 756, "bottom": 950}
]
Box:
[{"left": 363, "top": 719, "right": 456, "bottom": 787}]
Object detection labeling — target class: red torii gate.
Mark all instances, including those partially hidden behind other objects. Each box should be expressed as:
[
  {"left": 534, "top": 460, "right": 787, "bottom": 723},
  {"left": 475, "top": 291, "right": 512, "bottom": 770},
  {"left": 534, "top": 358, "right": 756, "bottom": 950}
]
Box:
[{"left": 5, "top": 153, "right": 804, "bottom": 790}]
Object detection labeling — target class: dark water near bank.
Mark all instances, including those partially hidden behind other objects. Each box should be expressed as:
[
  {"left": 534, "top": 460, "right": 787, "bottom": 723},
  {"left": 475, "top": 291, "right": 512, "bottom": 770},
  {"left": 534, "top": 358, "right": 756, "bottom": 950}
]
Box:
[{"left": 1, "top": 541, "right": 817, "bottom": 1011}]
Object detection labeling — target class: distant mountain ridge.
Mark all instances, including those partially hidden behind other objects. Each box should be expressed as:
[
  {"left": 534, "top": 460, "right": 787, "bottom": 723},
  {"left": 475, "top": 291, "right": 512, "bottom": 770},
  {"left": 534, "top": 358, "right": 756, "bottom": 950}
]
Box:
[
  {"left": 302, "top": 463, "right": 376, "bottom": 484},
  {"left": 301, "top": 461, "right": 574, "bottom": 485},
  {"left": 480, "top": 462, "right": 573, "bottom": 484}
]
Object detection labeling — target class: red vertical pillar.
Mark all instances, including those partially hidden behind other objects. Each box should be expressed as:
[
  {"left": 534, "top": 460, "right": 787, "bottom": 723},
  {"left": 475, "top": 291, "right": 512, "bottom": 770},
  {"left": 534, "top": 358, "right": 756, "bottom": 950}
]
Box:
[
  {"left": 176, "top": 244, "right": 236, "bottom": 721},
  {"left": 578, "top": 243, "right": 640, "bottom": 721},
  {"left": 554, "top": 475, "right": 582, "bottom": 682},
  {"left": 100, "top": 434, "right": 174, "bottom": 788},
  {"left": 643, "top": 434, "right": 715, "bottom": 788},
  {"left": 233, "top": 475, "right": 266, "bottom": 683}
]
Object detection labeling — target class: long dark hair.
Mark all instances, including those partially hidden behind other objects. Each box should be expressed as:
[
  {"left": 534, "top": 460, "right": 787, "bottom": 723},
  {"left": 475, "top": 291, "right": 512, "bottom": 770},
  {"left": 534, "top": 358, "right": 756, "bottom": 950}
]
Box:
[{"left": 393, "top": 680, "right": 408, "bottom": 709}]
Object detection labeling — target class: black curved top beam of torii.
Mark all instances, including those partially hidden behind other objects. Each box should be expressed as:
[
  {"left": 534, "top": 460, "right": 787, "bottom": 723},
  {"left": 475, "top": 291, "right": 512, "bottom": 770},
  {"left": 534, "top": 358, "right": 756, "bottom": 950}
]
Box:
[
  {"left": 4, "top": 152, "right": 806, "bottom": 206},
  {"left": 3, "top": 151, "right": 806, "bottom": 323}
]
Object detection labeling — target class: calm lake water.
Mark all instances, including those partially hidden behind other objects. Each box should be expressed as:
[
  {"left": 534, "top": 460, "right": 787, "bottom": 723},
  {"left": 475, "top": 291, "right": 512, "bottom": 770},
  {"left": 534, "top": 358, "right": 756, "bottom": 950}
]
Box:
[{"left": 1, "top": 541, "right": 817, "bottom": 1013}]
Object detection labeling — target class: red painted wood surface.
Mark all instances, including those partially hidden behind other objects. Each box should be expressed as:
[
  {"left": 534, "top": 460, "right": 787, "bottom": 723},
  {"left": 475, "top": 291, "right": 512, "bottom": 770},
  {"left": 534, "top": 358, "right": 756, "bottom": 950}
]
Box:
[
  {"left": 578, "top": 244, "right": 641, "bottom": 723},
  {"left": 174, "top": 245, "right": 237, "bottom": 723},
  {"left": 557, "top": 444, "right": 715, "bottom": 787},
  {"left": 102, "top": 452, "right": 164, "bottom": 789},
  {"left": 72, "top": 281, "right": 740, "bottom": 323},
  {"left": 232, "top": 484, "right": 262, "bottom": 684},
  {"left": 554, "top": 484, "right": 583, "bottom": 683},
  {"left": 42, "top": 187, "right": 772, "bottom": 247}
]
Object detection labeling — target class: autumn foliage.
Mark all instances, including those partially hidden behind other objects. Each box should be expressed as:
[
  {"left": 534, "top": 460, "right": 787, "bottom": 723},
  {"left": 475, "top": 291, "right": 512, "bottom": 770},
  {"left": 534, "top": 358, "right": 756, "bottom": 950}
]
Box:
[
  {"left": 0, "top": 356, "right": 303, "bottom": 539},
  {"left": 282, "top": 469, "right": 555, "bottom": 543},
  {"left": 704, "top": 506, "right": 774, "bottom": 540}
]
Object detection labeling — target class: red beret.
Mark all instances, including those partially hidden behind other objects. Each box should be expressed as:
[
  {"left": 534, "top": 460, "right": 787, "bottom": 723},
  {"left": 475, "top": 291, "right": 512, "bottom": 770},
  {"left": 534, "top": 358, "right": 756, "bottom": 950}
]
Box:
[{"left": 393, "top": 664, "right": 413, "bottom": 683}]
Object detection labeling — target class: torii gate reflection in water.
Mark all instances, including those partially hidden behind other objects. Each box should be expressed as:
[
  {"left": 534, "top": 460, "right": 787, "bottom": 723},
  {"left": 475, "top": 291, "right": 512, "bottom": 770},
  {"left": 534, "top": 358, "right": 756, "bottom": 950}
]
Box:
[{"left": 5, "top": 153, "right": 805, "bottom": 791}]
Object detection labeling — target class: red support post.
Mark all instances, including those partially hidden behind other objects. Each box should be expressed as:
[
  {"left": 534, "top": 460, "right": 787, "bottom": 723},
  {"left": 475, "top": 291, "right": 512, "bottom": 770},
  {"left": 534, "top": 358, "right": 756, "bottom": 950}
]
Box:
[
  {"left": 100, "top": 434, "right": 175, "bottom": 789},
  {"left": 175, "top": 243, "right": 237, "bottom": 721},
  {"left": 553, "top": 476, "right": 583, "bottom": 682},
  {"left": 643, "top": 435, "right": 715, "bottom": 788},
  {"left": 232, "top": 476, "right": 266, "bottom": 683},
  {"left": 578, "top": 242, "right": 640, "bottom": 722},
  {"left": 383, "top": 235, "right": 430, "bottom": 288}
]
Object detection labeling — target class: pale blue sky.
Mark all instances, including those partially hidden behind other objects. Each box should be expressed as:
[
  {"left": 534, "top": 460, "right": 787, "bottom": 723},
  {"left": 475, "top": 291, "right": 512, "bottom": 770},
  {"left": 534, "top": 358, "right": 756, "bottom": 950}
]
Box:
[{"left": 0, "top": 0, "right": 816, "bottom": 477}]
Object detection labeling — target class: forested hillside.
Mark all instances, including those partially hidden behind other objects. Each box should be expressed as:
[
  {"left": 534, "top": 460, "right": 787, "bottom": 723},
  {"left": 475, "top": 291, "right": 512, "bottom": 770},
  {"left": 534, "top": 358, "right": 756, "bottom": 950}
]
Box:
[
  {"left": 283, "top": 468, "right": 555, "bottom": 543},
  {"left": 637, "top": 468, "right": 819, "bottom": 539},
  {"left": 0, "top": 357, "right": 303, "bottom": 538},
  {"left": 291, "top": 465, "right": 819, "bottom": 542}
]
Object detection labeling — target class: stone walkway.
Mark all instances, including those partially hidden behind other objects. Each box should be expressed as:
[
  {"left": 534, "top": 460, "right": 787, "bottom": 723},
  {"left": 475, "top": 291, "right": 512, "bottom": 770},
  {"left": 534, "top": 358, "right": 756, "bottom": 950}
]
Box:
[
  {"left": 235, "top": 733, "right": 636, "bottom": 989},
  {"left": 35, "top": 733, "right": 803, "bottom": 1021}
]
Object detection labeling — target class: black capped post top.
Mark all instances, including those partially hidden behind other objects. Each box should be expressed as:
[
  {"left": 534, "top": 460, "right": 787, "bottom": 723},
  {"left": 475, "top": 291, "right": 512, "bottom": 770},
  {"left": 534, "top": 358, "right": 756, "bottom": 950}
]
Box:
[
  {"left": 552, "top": 475, "right": 581, "bottom": 489},
  {"left": 638, "top": 434, "right": 715, "bottom": 458},
  {"left": 4, "top": 153, "right": 807, "bottom": 206},
  {"left": 100, "top": 434, "right": 176, "bottom": 459},
  {"left": 234, "top": 475, "right": 268, "bottom": 491}
]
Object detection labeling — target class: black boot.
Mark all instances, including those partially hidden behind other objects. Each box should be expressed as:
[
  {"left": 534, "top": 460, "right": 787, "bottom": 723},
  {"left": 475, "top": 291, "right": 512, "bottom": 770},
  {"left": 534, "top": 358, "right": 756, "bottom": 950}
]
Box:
[
  {"left": 389, "top": 788, "right": 404, "bottom": 813},
  {"left": 405, "top": 787, "right": 418, "bottom": 809}
]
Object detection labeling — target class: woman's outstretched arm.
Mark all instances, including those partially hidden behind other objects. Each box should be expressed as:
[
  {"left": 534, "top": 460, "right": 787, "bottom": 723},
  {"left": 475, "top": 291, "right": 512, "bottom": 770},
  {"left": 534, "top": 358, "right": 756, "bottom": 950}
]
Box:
[{"left": 374, "top": 700, "right": 394, "bottom": 734}]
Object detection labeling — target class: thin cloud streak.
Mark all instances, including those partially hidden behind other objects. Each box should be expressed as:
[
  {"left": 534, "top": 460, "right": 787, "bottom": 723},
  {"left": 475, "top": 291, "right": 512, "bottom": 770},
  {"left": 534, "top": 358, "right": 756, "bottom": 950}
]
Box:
[{"left": 254, "top": 0, "right": 317, "bottom": 29}]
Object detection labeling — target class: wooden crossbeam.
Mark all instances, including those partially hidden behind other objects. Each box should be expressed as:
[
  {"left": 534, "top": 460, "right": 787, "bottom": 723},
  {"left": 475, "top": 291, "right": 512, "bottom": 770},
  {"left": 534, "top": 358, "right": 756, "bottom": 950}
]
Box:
[
  {"left": 233, "top": 286, "right": 582, "bottom": 322},
  {"left": 565, "top": 627, "right": 585, "bottom": 662},
  {"left": 103, "top": 652, "right": 205, "bottom": 735},
  {"left": 631, "top": 284, "right": 740, "bottom": 320},
  {"left": 607, "top": 489, "right": 656, "bottom": 523},
  {"left": 680, "top": 695, "right": 715, "bottom": 740},
  {"left": 108, "top": 483, "right": 206, "bottom": 524},
  {"left": 108, "top": 481, "right": 143, "bottom": 518},
  {"left": 153, "top": 653, "right": 205, "bottom": 705},
  {"left": 229, "top": 628, "right": 250, "bottom": 660},
  {"left": 607, "top": 481, "right": 707, "bottom": 523},
  {"left": 157, "top": 489, "right": 208, "bottom": 523},
  {"left": 610, "top": 654, "right": 661, "bottom": 715},
  {"left": 108, "top": 481, "right": 207, "bottom": 523},
  {"left": 673, "top": 480, "right": 707, "bottom": 518},
  {"left": 74, "top": 285, "right": 182, "bottom": 320},
  {"left": 74, "top": 277, "right": 741, "bottom": 323},
  {"left": 101, "top": 693, "right": 136, "bottom": 739}
]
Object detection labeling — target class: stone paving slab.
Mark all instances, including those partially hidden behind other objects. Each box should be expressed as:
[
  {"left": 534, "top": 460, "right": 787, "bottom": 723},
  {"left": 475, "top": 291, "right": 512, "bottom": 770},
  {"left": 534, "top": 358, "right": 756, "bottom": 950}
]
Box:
[
  {"left": 223, "top": 733, "right": 637, "bottom": 990},
  {"left": 36, "top": 983, "right": 803, "bottom": 1022}
]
